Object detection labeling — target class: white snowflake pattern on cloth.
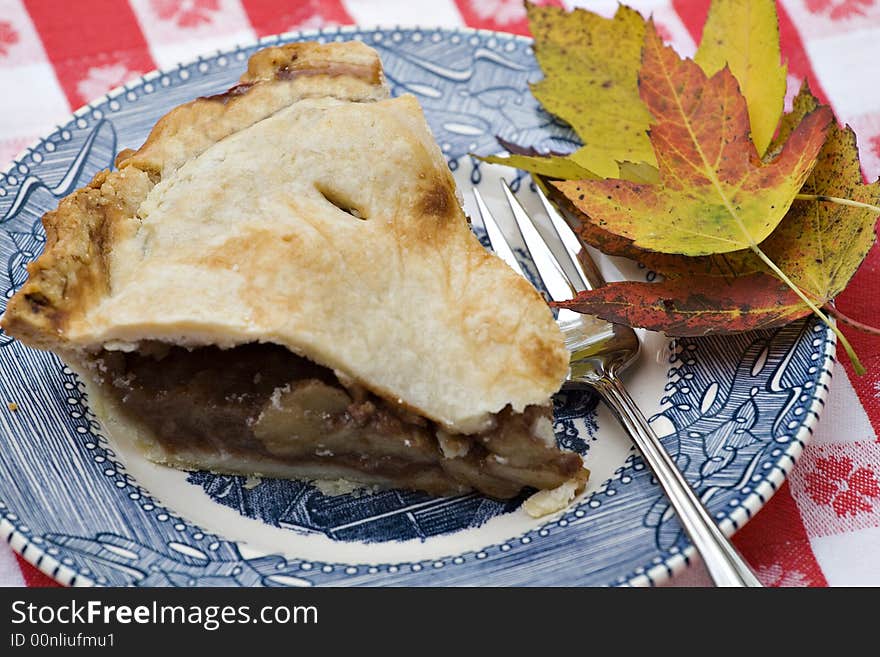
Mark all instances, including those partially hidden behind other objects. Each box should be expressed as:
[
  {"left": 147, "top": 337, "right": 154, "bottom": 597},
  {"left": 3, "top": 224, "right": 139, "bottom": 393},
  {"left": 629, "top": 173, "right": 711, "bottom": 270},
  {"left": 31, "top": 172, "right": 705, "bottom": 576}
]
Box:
[
  {"left": 756, "top": 563, "right": 811, "bottom": 587},
  {"left": 873, "top": 379, "right": 880, "bottom": 399},
  {"left": 150, "top": 0, "right": 220, "bottom": 29},
  {"left": 0, "top": 20, "right": 20, "bottom": 57},
  {"left": 77, "top": 64, "right": 143, "bottom": 102},
  {"left": 805, "top": 0, "right": 876, "bottom": 21},
  {"left": 468, "top": 0, "right": 527, "bottom": 25}
]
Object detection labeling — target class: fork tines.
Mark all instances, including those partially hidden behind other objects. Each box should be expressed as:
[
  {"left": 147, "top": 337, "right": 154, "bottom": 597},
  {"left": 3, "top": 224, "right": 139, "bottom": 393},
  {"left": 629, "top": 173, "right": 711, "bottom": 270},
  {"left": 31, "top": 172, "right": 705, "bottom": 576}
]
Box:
[{"left": 472, "top": 180, "right": 589, "bottom": 302}]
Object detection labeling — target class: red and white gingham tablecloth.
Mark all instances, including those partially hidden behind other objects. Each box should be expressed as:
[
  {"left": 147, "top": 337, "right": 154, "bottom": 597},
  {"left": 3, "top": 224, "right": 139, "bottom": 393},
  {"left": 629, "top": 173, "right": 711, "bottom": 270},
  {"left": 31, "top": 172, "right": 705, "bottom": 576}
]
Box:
[{"left": 0, "top": 0, "right": 879, "bottom": 588}]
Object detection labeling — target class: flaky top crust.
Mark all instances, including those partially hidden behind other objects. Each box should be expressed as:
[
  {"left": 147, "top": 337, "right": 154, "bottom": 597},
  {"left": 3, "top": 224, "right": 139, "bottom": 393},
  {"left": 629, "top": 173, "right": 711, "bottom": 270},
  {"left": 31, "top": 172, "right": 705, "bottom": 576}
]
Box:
[{"left": 1, "top": 41, "right": 568, "bottom": 433}]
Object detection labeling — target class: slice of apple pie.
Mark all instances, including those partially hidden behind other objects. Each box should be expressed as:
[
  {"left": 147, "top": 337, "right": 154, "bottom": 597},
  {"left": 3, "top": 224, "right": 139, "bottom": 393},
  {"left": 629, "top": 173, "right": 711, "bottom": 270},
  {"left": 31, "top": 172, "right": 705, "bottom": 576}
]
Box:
[{"left": 1, "top": 41, "right": 587, "bottom": 501}]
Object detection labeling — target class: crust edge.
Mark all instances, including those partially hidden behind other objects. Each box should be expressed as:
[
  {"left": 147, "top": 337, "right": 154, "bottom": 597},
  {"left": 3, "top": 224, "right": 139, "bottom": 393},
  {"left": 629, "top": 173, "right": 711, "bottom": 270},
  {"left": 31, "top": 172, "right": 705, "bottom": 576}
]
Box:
[{"left": 0, "top": 41, "right": 389, "bottom": 352}]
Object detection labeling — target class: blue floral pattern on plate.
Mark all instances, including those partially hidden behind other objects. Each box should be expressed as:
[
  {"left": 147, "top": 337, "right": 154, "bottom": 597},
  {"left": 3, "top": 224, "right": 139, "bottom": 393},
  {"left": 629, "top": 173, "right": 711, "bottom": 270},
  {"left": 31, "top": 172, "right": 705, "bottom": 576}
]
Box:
[{"left": 0, "top": 26, "right": 834, "bottom": 586}]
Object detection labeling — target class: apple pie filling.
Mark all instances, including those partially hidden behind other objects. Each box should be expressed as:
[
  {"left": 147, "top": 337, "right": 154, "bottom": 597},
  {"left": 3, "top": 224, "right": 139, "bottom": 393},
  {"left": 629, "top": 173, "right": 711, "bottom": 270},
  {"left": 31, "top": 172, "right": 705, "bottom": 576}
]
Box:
[{"left": 87, "top": 343, "right": 585, "bottom": 498}]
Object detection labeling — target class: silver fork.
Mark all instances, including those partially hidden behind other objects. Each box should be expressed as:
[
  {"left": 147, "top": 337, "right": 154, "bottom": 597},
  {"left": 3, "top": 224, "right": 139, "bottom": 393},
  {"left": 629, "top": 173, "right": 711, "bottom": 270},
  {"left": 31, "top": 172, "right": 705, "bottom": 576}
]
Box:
[{"left": 473, "top": 179, "right": 762, "bottom": 587}]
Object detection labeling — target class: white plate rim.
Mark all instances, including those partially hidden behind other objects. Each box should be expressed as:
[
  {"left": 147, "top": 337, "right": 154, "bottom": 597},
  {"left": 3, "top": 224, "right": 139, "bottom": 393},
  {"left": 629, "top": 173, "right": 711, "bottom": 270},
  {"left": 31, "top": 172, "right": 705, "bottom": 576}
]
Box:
[{"left": 0, "top": 23, "right": 838, "bottom": 587}]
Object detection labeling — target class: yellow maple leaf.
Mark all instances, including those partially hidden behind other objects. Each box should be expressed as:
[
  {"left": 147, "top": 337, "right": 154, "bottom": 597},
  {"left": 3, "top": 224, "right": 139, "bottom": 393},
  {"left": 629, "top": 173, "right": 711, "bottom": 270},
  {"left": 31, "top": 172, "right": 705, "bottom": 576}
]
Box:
[
  {"left": 695, "top": 0, "right": 787, "bottom": 157},
  {"left": 526, "top": 2, "right": 654, "bottom": 178},
  {"left": 554, "top": 25, "right": 831, "bottom": 256},
  {"left": 763, "top": 87, "right": 879, "bottom": 305}
]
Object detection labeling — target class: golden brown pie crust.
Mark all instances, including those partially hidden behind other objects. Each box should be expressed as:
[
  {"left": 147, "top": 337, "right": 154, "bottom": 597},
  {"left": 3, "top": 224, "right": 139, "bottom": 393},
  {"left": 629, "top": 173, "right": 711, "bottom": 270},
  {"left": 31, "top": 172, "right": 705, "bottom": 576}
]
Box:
[
  {"left": 2, "top": 40, "right": 568, "bottom": 433},
  {"left": 0, "top": 41, "right": 579, "bottom": 503},
  {"left": 2, "top": 41, "right": 389, "bottom": 354}
]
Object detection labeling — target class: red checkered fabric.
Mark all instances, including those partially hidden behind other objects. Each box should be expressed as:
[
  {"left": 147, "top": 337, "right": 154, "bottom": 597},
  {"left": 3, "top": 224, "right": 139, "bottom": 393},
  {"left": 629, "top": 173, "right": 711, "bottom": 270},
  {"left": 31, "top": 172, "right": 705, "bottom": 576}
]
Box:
[{"left": 0, "top": 0, "right": 878, "bottom": 587}]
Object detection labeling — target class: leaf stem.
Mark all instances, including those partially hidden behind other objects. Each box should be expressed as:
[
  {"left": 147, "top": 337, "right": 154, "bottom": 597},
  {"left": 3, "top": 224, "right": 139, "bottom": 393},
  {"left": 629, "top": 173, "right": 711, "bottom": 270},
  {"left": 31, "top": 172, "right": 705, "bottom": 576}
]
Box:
[
  {"left": 824, "top": 304, "right": 880, "bottom": 336},
  {"left": 795, "top": 193, "right": 880, "bottom": 214},
  {"left": 747, "top": 243, "right": 866, "bottom": 375}
]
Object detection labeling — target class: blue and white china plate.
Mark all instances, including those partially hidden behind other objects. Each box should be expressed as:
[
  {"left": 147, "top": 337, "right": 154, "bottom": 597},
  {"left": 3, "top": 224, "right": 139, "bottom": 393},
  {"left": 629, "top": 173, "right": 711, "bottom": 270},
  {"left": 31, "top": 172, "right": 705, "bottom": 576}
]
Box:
[{"left": 0, "top": 27, "right": 834, "bottom": 587}]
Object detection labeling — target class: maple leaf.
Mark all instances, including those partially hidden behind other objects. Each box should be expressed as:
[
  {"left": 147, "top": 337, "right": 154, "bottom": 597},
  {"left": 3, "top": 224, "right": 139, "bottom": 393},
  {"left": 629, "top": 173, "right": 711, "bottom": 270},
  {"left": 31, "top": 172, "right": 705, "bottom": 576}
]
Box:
[
  {"left": 553, "top": 86, "right": 879, "bottom": 361},
  {"left": 484, "top": 1, "right": 879, "bottom": 369},
  {"left": 553, "top": 273, "right": 808, "bottom": 336},
  {"left": 583, "top": 87, "right": 876, "bottom": 287},
  {"left": 524, "top": 2, "right": 654, "bottom": 178},
  {"left": 763, "top": 87, "right": 880, "bottom": 304},
  {"left": 695, "top": 0, "right": 787, "bottom": 156},
  {"left": 554, "top": 25, "right": 832, "bottom": 257},
  {"left": 593, "top": 88, "right": 876, "bottom": 292},
  {"left": 490, "top": 1, "right": 785, "bottom": 181}
]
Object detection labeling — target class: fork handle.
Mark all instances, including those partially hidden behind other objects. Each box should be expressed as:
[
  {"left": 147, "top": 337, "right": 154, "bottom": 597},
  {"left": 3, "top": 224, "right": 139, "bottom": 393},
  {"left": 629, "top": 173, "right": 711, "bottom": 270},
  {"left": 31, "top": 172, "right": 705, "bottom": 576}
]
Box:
[{"left": 590, "top": 375, "right": 763, "bottom": 587}]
